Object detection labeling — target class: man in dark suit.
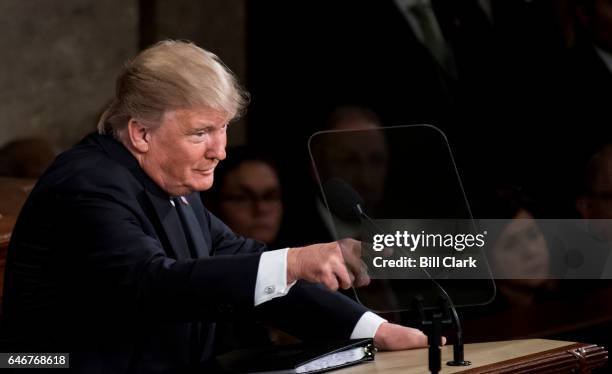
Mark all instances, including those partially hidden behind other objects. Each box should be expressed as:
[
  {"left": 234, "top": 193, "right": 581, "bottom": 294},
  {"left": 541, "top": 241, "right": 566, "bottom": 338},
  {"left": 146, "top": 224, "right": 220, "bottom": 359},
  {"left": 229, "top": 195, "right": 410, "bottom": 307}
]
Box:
[{"left": 1, "top": 40, "right": 428, "bottom": 373}]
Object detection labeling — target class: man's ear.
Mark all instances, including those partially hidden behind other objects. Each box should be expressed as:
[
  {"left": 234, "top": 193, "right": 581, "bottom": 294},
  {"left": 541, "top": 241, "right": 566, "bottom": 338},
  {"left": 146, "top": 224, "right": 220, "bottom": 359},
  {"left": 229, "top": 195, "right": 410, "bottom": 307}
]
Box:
[{"left": 126, "top": 119, "right": 151, "bottom": 153}]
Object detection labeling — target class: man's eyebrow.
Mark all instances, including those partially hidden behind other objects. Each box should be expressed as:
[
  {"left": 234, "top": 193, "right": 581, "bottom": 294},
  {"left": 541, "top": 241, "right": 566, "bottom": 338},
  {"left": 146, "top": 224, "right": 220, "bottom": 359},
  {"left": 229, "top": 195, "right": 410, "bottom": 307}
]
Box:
[{"left": 185, "top": 125, "right": 215, "bottom": 134}]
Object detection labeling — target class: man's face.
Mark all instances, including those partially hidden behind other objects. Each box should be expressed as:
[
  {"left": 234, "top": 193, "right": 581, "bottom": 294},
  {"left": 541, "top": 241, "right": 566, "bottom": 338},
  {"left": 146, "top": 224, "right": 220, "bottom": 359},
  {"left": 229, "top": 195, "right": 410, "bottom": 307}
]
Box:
[
  {"left": 317, "top": 121, "right": 388, "bottom": 210},
  {"left": 141, "top": 108, "right": 228, "bottom": 196}
]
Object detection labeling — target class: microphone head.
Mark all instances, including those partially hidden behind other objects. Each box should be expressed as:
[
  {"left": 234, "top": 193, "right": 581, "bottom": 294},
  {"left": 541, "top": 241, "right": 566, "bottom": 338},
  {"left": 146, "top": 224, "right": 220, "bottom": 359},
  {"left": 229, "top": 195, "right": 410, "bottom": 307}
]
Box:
[{"left": 322, "top": 178, "right": 365, "bottom": 221}]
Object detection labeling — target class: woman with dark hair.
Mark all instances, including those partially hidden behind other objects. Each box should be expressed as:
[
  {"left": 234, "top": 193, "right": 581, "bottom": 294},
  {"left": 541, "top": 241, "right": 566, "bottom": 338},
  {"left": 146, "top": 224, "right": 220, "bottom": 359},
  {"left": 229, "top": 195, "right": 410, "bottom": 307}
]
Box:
[
  {"left": 477, "top": 185, "right": 555, "bottom": 308},
  {"left": 203, "top": 146, "right": 283, "bottom": 247}
]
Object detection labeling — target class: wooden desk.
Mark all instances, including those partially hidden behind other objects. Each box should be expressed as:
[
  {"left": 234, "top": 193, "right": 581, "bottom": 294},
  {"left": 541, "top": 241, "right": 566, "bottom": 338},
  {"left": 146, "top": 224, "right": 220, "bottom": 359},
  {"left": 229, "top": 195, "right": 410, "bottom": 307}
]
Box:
[{"left": 338, "top": 339, "right": 607, "bottom": 373}]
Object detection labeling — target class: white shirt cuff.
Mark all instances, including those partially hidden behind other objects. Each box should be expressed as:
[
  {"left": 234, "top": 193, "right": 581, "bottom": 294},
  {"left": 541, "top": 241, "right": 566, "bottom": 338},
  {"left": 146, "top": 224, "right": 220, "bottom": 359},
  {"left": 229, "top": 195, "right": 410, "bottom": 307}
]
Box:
[
  {"left": 350, "top": 311, "right": 388, "bottom": 339},
  {"left": 254, "top": 248, "right": 297, "bottom": 306}
]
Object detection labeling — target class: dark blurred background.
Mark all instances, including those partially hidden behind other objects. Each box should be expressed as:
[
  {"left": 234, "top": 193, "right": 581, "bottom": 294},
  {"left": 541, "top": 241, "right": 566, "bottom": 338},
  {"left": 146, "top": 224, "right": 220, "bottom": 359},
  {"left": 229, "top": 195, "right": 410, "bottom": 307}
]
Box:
[
  {"left": 2, "top": 0, "right": 612, "bottom": 362},
  {"left": 0, "top": 0, "right": 608, "bottom": 209}
]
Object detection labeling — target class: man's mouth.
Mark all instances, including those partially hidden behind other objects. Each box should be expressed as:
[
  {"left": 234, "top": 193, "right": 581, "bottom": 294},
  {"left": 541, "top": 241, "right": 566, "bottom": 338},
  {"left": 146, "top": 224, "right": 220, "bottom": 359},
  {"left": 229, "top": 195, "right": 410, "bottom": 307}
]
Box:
[{"left": 194, "top": 168, "right": 215, "bottom": 175}]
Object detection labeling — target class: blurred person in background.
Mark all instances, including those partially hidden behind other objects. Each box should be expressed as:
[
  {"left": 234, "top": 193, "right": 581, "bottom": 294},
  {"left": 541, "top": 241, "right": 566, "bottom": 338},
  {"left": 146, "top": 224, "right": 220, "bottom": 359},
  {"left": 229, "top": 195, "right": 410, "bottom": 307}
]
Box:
[
  {"left": 480, "top": 185, "right": 556, "bottom": 308},
  {"left": 576, "top": 144, "right": 612, "bottom": 220},
  {"left": 203, "top": 146, "right": 283, "bottom": 247},
  {"left": 286, "top": 106, "right": 388, "bottom": 246},
  {"left": 556, "top": 0, "right": 612, "bottom": 167},
  {"left": 576, "top": 144, "right": 612, "bottom": 240}
]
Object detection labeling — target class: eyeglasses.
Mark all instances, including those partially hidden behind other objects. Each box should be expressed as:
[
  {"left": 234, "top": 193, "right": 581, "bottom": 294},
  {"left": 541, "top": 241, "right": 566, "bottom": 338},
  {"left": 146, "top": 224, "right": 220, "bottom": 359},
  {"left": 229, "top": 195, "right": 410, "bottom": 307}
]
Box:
[{"left": 220, "top": 189, "right": 282, "bottom": 206}]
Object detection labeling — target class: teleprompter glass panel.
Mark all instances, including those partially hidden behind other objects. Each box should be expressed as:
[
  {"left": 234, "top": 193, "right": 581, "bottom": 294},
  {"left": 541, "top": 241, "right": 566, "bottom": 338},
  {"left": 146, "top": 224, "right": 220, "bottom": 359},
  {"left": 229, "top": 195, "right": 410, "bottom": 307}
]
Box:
[{"left": 308, "top": 125, "right": 495, "bottom": 312}]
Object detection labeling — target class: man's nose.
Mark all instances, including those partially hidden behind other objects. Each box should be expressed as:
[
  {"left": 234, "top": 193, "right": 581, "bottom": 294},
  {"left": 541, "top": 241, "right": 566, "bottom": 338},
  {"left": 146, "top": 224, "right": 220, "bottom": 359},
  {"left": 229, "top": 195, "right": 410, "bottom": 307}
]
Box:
[{"left": 207, "top": 132, "right": 226, "bottom": 160}]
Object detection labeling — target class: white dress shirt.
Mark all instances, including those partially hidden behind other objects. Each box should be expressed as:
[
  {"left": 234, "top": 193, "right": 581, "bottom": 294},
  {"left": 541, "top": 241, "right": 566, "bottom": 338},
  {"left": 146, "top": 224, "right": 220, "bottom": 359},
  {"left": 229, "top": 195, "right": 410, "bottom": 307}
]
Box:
[{"left": 254, "top": 248, "right": 387, "bottom": 339}]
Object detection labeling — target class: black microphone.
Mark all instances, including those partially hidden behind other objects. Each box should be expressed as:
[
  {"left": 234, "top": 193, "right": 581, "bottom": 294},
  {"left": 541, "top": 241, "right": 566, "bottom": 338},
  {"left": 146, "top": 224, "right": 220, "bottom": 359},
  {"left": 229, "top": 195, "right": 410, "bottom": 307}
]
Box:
[
  {"left": 321, "top": 178, "right": 381, "bottom": 234},
  {"left": 322, "top": 178, "right": 365, "bottom": 222},
  {"left": 321, "top": 177, "right": 470, "bottom": 370}
]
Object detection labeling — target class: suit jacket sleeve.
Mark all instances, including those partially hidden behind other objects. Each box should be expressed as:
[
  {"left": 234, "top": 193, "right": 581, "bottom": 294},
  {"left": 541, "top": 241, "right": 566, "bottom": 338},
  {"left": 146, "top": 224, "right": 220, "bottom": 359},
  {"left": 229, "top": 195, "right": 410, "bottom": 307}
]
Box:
[{"left": 255, "top": 281, "right": 369, "bottom": 340}]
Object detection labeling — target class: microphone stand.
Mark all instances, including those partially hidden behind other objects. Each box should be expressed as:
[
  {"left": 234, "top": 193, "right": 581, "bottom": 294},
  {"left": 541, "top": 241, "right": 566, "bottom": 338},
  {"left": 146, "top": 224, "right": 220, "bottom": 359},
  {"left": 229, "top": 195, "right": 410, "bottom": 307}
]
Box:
[{"left": 441, "top": 293, "right": 470, "bottom": 369}]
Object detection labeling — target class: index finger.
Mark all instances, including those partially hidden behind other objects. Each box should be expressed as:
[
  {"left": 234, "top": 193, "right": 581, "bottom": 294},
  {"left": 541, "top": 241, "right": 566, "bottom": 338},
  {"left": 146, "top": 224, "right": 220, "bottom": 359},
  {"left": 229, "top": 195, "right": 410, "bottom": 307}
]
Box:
[{"left": 339, "top": 240, "right": 370, "bottom": 287}]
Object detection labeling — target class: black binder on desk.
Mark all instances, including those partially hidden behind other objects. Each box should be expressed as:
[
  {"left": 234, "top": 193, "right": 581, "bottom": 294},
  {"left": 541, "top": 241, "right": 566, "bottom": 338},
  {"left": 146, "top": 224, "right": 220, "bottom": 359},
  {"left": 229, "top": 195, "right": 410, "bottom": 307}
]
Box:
[{"left": 215, "top": 338, "right": 376, "bottom": 373}]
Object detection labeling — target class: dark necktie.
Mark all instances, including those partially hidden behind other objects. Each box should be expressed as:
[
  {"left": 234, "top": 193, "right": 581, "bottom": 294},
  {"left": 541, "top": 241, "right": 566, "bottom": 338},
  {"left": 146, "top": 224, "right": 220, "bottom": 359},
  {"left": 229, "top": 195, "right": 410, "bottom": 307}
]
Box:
[
  {"left": 172, "top": 196, "right": 208, "bottom": 258},
  {"left": 172, "top": 196, "right": 212, "bottom": 363}
]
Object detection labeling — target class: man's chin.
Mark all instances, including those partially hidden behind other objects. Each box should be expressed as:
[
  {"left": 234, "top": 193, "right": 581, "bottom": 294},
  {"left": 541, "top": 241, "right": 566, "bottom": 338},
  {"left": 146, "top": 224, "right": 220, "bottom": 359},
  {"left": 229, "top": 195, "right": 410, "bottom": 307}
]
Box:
[{"left": 191, "top": 177, "right": 214, "bottom": 192}]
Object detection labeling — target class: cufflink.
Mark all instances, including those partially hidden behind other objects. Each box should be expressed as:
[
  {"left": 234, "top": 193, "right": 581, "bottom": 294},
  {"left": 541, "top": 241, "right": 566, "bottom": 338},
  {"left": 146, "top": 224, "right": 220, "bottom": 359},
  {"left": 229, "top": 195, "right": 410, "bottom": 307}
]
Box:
[{"left": 264, "top": 286, "right": 275, "bottom": 294}]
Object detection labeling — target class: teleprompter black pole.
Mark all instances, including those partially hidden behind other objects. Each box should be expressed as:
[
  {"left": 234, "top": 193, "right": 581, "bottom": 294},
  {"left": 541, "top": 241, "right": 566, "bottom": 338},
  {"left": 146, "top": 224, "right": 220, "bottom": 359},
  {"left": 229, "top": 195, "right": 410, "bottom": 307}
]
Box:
[
  {"left": 413, "top": 294, "right": 471, "bottom": 374},
  {"left": 429, "top": 313, "right": 443, "bottom": 374}
]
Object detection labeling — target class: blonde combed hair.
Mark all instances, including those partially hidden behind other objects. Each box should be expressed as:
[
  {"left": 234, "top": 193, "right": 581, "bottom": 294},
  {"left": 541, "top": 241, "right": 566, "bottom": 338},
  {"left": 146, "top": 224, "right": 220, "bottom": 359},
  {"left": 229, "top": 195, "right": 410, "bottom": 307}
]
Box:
[{"left": 97, "top": 40, "right": 249, "bottom": 135}]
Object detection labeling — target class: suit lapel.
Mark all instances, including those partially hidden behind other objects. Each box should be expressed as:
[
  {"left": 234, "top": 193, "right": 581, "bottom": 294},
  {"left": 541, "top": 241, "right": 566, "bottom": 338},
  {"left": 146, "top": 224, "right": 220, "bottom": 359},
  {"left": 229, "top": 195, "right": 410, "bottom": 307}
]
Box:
[
  {"left": 144, "top": 189, "right": 192, "bottom": 260},
  {"left": 94, "top": 134, "right": 205, "bottom": 260}
]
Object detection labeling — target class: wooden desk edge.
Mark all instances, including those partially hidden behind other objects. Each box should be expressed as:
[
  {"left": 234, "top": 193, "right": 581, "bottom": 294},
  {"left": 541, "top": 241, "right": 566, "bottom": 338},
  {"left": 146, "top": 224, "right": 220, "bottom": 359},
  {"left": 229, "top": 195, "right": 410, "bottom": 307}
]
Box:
[{"left": 462, "top": 342, "right": 608, "bottom": 373}]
